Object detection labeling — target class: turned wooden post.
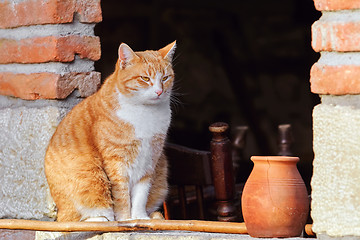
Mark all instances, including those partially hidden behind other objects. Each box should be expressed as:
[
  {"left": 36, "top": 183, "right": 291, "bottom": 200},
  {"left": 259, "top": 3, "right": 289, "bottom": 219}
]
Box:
[
  {"left": 209, "top": 122, "right": 237, "bottom": 222},
  {"left": 278, "top": 124, "right": 293, "bottom": 156}
]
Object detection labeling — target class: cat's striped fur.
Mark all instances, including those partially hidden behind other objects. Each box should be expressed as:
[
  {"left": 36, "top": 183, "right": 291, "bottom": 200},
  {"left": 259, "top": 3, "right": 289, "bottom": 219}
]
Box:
[{"left": 45, "top": 42, "right": 176, "bottom": 222}]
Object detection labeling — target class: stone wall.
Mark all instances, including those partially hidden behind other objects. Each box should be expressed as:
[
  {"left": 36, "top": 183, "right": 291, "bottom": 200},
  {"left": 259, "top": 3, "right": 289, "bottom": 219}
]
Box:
[
  {"left": 0, "top": 0, "right": 102, "bottom": 220},
  {"left": 310, "top": 0, "right": 360, "bottom": 237}
]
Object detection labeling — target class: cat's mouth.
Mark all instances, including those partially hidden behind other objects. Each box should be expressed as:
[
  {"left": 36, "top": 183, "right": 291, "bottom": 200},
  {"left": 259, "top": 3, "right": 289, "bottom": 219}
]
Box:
[
  {"left": 149, "top": 97, "right": 161, "bottom": 102},
  {"left": 148, "top": 95, "right": 167, "bottom": 104},
  {"left": 150, "top": 95, "right": 162, "bottom": 100}
]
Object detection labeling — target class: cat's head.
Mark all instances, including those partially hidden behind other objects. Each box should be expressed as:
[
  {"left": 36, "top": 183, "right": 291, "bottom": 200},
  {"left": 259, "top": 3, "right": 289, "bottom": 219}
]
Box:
[{"left": 116, "top": 41, "right": 176, "bottom": 105}]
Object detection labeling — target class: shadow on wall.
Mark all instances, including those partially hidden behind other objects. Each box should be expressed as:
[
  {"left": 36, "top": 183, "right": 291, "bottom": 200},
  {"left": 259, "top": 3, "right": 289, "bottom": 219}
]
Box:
[{"left": 95, "top": 0, "right": 321, "bottom": 188}]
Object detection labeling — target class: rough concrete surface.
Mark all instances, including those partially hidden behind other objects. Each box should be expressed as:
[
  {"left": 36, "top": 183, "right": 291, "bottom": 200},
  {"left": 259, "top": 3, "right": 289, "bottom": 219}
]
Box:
[
  {"left": 0, "top": 19, "right": 95, "bottom": 40},
  {"left": 0, "top": 229, "right": 36, "bottom": 240},
  {"left": 0, "top": 91, "right": 82, "bottom": 119},
  {"left": 35, "top": 230, "right": 306, "bottom": 240},
  {"left": 312, "top": 96, "right": 360, "bottom": 236},
  {"left": 0, "top": 57, "right": 95, "bottom": 74},
  {"left": 318, "top": 233, "right": 360, "bottom": 240},
  {"left": 318, "top": 52, "right": 360, "bottom": 66},
  {"left": 0, "top": 106, "right": 60, "bottom": 220}
]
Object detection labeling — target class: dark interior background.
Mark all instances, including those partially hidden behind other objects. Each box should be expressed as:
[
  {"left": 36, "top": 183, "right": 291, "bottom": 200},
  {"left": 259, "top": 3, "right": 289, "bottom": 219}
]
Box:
[{"left": 95, "top": 0, "right": 321, "bottom": 190}]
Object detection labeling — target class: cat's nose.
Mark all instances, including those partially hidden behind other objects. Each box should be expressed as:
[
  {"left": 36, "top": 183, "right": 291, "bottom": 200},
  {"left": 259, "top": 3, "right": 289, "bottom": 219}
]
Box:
[{"left": 155, "top": 89, "right": 163, "bottom": 96}]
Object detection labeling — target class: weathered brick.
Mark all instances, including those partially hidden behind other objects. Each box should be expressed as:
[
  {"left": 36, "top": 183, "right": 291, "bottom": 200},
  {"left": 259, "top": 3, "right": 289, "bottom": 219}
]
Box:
[
  {"left": 76, "top": 0, "right": 103, "bottom": 23},
  {"left": 0, "top": 36, "right": 101, "bottom": 64},
  {"left": 0, "top": 72, "right": 101, "bottom": 100},
  {"left": 0, "top": 0, "right": 102, "bottom": 29},
  {"left": 310, "top": 63, "right": 360, "bottom": 95},
  {"left": 0, "top": 0, "right": 71, "bottom": 29},
  {"left": 312, "top": 21, "right": 360, "bottom": 52},
  {"left": 314, "top": 0, "right": 360, "bottom": 10}
]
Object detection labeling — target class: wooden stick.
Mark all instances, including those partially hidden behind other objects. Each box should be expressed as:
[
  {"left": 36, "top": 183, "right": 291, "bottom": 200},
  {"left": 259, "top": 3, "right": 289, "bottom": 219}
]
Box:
[
  {"left": 0, "top": 219, "right": 247, "bottom": 234},
  {"left": 0, "top": 219, "right": 315, "bottom": 237}
]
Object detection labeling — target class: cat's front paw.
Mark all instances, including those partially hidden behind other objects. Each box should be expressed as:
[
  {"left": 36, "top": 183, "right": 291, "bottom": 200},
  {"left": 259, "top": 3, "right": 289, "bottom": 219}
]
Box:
[
  {"left": 116, "top": 216, "right": 150, "bottom": 221},
  {"left": 135, "top": 216, "right": 150, "bottom": 220},
  {"left": 150, "top": 211, "right": 164, "bottom": 220},
  {"left": 84, "top": 216, "right": 110, "bottom": 222},
  {"left": 131, "top": 212, "right": 150, "bottom": 220}
]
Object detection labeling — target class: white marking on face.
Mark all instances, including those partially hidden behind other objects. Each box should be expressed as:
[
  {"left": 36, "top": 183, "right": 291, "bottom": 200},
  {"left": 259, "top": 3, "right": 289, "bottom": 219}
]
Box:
[{"left": 152, "top": 72, "right": 164, "bottom": 96}]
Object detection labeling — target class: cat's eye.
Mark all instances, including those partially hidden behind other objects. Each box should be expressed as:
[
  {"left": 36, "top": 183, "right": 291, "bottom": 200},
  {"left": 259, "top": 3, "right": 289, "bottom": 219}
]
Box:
[
  {"left": 141, "top": 76, "right": 150, "bottom": 82},
  {"left": 162, "top": 76, "right": 169, "bottom": 82}
]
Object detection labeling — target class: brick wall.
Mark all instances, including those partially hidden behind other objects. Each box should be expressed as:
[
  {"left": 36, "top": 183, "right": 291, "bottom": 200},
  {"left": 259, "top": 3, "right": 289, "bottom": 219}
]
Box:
[
  {"left": 0, "top": 0, "right": 102, "bottom": 220},
  {"left": 0, "top": 0, "right": 102, "bottom": 100},
  {"left": 310, "top": 0, "right": 360, "bottom": 237}
]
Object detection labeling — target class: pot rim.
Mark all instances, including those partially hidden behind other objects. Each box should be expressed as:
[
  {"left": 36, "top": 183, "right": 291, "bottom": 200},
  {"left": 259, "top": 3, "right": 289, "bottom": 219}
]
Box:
[{"left": 250, "top": 156, "right": 299, "bottom": 162}]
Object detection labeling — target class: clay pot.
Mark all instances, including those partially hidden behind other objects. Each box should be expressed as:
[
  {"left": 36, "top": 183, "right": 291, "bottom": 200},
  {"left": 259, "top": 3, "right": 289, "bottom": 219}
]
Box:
[{"left": 241, "top": 156, "right": 309, "bottom": 238}]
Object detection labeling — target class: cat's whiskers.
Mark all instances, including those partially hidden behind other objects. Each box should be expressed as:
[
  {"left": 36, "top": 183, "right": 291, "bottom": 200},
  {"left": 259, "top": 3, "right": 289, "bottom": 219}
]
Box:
[
  {"left": 169, "top": 94, "right": 182, "bottom": 113},
  {"left": 170, "top": 50, "right": 181, "bottom": 67}
]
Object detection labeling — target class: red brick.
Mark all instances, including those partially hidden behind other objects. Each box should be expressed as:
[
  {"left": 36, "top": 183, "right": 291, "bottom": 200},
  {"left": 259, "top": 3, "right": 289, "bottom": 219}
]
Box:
[
  {"left": 0, "top": 36, "right": 101, "bottom": 64},
  {"left": 76, "top": 0, "right": 103, "bottom": 23},
  {"left": 58, "top": 72, "right": 102, "bottom": 99},
  {"left": 314, "top": 0, "right": 360, "bottom": 10},
  {"left": 312, "top": 21, "right": 360, "bottom": 52},
  {"left": 0, "top": 72, "right": 101, "bottom": 100},
  {"left": 310, "top": 63, "right": 360, "bottom": 95},
  {"left": 0, "top": 0, "right": 102, "bottom": 29}
]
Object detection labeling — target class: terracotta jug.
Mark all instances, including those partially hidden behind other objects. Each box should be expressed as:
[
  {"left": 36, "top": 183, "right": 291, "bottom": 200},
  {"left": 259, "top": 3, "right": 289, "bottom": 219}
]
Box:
[{"left": 241, "top": 156, "right": 309, "bottom": 238}]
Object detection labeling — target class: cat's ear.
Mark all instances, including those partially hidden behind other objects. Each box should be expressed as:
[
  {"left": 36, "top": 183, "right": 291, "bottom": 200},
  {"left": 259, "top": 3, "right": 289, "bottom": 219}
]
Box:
[
  {"left": 118, "top": 43, "right": 138, "bottom": 69},
  {"left": 159, "top": 41, "right": 176, "bottom": 62}
]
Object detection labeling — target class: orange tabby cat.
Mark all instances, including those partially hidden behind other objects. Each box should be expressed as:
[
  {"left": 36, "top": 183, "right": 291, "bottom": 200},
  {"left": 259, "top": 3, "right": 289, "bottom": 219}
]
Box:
[{"left": 45, "top": 41, "right": 176, "bottom": 222}]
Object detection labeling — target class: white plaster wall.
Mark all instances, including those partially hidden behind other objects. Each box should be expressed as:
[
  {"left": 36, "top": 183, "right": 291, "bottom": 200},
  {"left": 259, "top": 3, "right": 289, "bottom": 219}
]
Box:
[
  {"left": 312, "top": 95, "right": 360, "bottom": 237},
  {"left": 0, "top": 107, "right": 59, "bottom": 220}
]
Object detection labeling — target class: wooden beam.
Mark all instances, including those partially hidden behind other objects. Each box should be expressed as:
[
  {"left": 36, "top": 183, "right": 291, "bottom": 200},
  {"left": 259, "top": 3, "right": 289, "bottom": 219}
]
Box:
[{"left": 0, "top": 219, "right": 315, "bottom": 236}]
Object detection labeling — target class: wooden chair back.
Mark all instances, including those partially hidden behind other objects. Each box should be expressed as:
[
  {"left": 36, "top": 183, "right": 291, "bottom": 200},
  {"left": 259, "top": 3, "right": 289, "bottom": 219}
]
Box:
[
  {"left": 164, "top": 122, "right": 238, "bottom": 222},
  {"left": 165, "top": 143, "right": 212, "bottom": 220}
]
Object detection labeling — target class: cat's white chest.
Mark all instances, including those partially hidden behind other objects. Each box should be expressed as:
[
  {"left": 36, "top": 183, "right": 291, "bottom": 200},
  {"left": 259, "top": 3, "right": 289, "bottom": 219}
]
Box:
[
  {"left": 115, "top": 97, "right": 171, "bottom": 183},
  {"left": 116, "top": 101, "right": 171, "bottom": 139}
]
